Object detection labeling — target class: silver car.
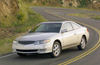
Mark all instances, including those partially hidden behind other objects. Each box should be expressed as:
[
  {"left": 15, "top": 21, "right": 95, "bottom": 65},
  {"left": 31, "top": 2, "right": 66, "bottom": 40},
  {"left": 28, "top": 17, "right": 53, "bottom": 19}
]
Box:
[{"left": 12, "top": 21, "right": 89, "bottom": 57}]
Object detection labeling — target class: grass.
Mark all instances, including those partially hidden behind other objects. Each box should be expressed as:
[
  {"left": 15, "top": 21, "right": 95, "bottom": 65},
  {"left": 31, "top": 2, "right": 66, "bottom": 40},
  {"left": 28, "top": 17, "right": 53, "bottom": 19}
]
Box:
[
  {"left": 0, "top": 1, "right": 47, "bottom": 55},
  {"left": 0, "top": 32, "right": 26, "bottom": 55},
  {"left": 0, "top": 0, "right": 99, "bottom": 55},
  {"left": 68, "top": 13, "right": 100, "bottom": 20},
  {"left": 68, "top": 13, "right": 90, "bottom": 18},
  {"left": 91, "top": 15, "right": 100, "bottom": 20},
  {"left": 0, "top": 11, "right": 46, "bottom": 55},
  {"left": 0, "top": 37, "right": 14, "bottom": 55},
  {"left": 33, "top": 5, "right": 100, "bottom": 12},
  {"left": 66, "top": 7, "right": 100, "bottom": 12},
  {"left": 0, "top": 12, "right": 46, "bottom": 55}
]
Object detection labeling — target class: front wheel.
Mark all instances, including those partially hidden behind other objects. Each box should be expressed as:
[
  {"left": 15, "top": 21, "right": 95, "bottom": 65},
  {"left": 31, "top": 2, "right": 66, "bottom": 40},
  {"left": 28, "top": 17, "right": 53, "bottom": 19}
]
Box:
[
  {"left": 50, "top": 41, "right": 61, "bottom": 58},
  {"left": 77, "top": 37, "right": 86, "bottom": 50}
]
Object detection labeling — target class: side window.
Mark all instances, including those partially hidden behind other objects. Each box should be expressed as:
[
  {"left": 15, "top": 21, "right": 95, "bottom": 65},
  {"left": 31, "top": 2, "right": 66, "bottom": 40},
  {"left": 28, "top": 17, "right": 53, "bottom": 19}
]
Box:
[
  {"left": 71, "top": 22, "right": 80, "bottom": 29},
  {"left": 62, "top": 23, "right": 73, "bottom": 32}
]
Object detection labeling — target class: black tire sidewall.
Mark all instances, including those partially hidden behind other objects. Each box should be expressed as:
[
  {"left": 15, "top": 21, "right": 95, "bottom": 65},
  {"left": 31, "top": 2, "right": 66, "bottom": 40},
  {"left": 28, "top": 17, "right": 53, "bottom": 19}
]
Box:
[
  {"left": 78, "top": 37, "right": 86, "bottom": 50},
  {"left": 51, "top": 42, "right": 61, "bottom": 58}
]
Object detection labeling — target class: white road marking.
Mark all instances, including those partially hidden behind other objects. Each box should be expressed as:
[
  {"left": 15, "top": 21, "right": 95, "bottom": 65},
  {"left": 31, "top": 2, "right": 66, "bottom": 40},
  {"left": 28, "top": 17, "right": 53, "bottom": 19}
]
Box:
[{"left": 0, "top": 53, "right": 15, "bottom": 59}]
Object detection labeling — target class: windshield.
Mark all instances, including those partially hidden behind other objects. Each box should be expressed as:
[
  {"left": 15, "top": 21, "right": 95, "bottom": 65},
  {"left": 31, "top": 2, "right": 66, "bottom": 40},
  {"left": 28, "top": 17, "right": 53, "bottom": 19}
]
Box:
[{"left": 30, "top": 23, "right": 62, "bottom": 33}]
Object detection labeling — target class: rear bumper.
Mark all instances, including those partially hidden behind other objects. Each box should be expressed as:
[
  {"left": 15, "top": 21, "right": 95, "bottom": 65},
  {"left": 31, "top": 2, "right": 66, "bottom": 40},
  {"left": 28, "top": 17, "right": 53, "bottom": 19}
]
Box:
[{"left": 86, "top": 32, "right": 90, "bottom": 42}]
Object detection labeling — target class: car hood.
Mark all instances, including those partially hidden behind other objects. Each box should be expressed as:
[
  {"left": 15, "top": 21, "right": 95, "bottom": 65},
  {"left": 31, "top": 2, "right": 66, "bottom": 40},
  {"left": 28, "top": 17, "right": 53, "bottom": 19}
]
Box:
[{"left": 16, "top": 33, "right": 58, "bottom": 41}]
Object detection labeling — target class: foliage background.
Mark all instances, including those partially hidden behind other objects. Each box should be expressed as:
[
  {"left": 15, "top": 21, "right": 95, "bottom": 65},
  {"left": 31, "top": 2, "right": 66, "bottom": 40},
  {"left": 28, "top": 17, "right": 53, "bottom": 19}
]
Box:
[{"left": 0, "top": 0, "right": 46, "bottom": 55}]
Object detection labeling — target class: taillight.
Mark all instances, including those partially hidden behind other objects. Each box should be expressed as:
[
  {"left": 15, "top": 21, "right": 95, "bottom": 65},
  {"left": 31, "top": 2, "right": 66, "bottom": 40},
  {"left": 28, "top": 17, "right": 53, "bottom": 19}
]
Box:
[{"left": 87, "top": 28, "right": 88, "bottom": 32}]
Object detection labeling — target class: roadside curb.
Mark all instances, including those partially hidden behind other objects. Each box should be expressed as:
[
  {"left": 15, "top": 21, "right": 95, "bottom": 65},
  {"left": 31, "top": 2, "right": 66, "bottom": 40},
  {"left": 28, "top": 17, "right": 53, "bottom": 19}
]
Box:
[{"left": 0, "top": 52, "right": 14, "bottom": 59}]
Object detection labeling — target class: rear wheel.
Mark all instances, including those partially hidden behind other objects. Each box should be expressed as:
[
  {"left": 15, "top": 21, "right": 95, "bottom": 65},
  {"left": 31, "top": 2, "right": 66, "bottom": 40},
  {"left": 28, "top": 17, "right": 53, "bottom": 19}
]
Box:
[
  {"left": 77, "top": 37, "right": 86, "bottom": 50},
  {"left": 50, "top": 41, "right": 61, "bottom": 58}
]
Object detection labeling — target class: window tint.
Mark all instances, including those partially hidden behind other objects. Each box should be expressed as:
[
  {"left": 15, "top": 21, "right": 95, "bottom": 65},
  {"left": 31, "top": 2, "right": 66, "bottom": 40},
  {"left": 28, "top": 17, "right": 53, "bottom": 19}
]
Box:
[
  {"left": 30, "top": 23, "right": 62, "bottom": 33},
  {"left": 71, "top": 22, "right": 80, "bottom": 29},
  {"left": 62, "top": 23, "right": 73, "bottom": 32}
]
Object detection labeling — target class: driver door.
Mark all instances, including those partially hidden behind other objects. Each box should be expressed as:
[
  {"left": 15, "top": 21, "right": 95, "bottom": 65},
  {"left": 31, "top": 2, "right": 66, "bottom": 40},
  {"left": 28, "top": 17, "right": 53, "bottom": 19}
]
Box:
[{"left": 61, "top": 22, "right": 77, "bottom": 48}]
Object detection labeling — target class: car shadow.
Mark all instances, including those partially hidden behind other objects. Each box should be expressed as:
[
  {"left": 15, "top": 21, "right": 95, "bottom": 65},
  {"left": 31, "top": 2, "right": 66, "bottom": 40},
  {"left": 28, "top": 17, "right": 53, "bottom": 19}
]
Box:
[{"left": 14, "top": 47, "right": 82, "bottom": 60}]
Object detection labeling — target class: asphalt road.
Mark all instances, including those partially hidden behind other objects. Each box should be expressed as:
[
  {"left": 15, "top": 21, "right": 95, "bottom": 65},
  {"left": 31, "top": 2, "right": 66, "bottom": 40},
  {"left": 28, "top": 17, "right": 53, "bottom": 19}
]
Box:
[{"left": 0, "top": 7, "right": 100, "bottom": 65}]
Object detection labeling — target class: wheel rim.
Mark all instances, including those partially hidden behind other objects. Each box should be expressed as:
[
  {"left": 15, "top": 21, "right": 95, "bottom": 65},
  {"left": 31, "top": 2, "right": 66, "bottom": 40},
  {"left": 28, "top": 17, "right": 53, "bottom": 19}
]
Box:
[
  {"left": 53, "top": 43, "right": 60, "bottom": 56},
  {"left": 81, "top": 38, "right": 86, "bottom": 49}
]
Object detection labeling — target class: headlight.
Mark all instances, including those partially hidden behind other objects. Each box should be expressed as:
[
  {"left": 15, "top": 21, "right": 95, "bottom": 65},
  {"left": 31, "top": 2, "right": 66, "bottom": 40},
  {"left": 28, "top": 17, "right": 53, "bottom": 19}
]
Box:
[
  {"left": 39, "top": 40, "right": 51, "bottom": 44},
  {"left": 34, "top": 40, "right": 51, "bottom": 45},
  {"left": 13, "top": 40, "right": 18, "bottom": 46}
]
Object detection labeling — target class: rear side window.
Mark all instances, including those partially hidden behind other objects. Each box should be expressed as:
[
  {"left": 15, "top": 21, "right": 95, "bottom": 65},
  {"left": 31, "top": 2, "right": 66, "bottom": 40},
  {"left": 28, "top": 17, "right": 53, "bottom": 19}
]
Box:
[
  {"left": 71, "top": 22, "right": 80, "bottom": 29},
  {"left": 62, "top": 23, "right": 73, "bottom": 31}
]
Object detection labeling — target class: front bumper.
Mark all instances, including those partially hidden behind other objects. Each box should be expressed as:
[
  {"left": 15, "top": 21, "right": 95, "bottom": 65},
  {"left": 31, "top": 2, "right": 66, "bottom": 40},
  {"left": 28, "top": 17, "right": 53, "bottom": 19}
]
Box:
[{"left": 12, "top": 43, "right": 53, "bottom": 54}]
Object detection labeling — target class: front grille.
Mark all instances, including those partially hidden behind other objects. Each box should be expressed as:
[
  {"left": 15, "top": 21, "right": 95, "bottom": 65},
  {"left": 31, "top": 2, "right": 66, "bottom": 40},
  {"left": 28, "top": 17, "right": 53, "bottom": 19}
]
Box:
[
  {"left": 16, "top": 49, "right": 37, "bottom": 52},
  {"left": 18, "top": 41, "right": 35, "bottom": 45}
]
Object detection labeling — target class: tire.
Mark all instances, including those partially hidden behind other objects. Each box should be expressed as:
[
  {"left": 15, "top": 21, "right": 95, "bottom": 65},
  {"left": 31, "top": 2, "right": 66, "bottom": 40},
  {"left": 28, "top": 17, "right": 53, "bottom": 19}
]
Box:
[
  {"left": 17, "top": 53, "right": 27, "bottom": 57},
  {"left": 50, "top": 41, "right": 61, "bottom": 58},
  {"left": 77, "top": 37, "right": 86, "bottom": 50}
]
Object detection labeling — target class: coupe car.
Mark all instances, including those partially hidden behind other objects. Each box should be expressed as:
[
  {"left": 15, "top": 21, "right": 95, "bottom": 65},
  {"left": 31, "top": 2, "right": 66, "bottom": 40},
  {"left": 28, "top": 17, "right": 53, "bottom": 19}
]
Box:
[{"left": 12, "top": 21, "right": 89, "bottom": 57}]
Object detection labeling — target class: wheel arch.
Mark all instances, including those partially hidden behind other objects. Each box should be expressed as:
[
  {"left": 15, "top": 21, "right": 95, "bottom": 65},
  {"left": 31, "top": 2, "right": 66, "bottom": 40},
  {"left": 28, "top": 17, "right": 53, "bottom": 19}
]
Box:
[
  {"left": 54, "top": 39, "right": 62, "bottom": 49},
  {"left": 82, "top": 35, "right": 87, "bottom": 43}
]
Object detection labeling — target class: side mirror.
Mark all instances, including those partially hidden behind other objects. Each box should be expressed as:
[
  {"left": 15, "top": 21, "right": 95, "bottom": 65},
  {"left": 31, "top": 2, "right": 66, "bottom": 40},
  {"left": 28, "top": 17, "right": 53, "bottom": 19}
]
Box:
[{"left": 28, "top": 29, "right": 32, "bottom": 33}]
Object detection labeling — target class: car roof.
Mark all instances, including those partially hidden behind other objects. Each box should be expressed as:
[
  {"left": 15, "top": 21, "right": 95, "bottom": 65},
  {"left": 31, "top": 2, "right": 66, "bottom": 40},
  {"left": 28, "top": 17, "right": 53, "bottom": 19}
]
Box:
[{"left": 42, "top": 21, "right": 74, "bottom": 24}]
